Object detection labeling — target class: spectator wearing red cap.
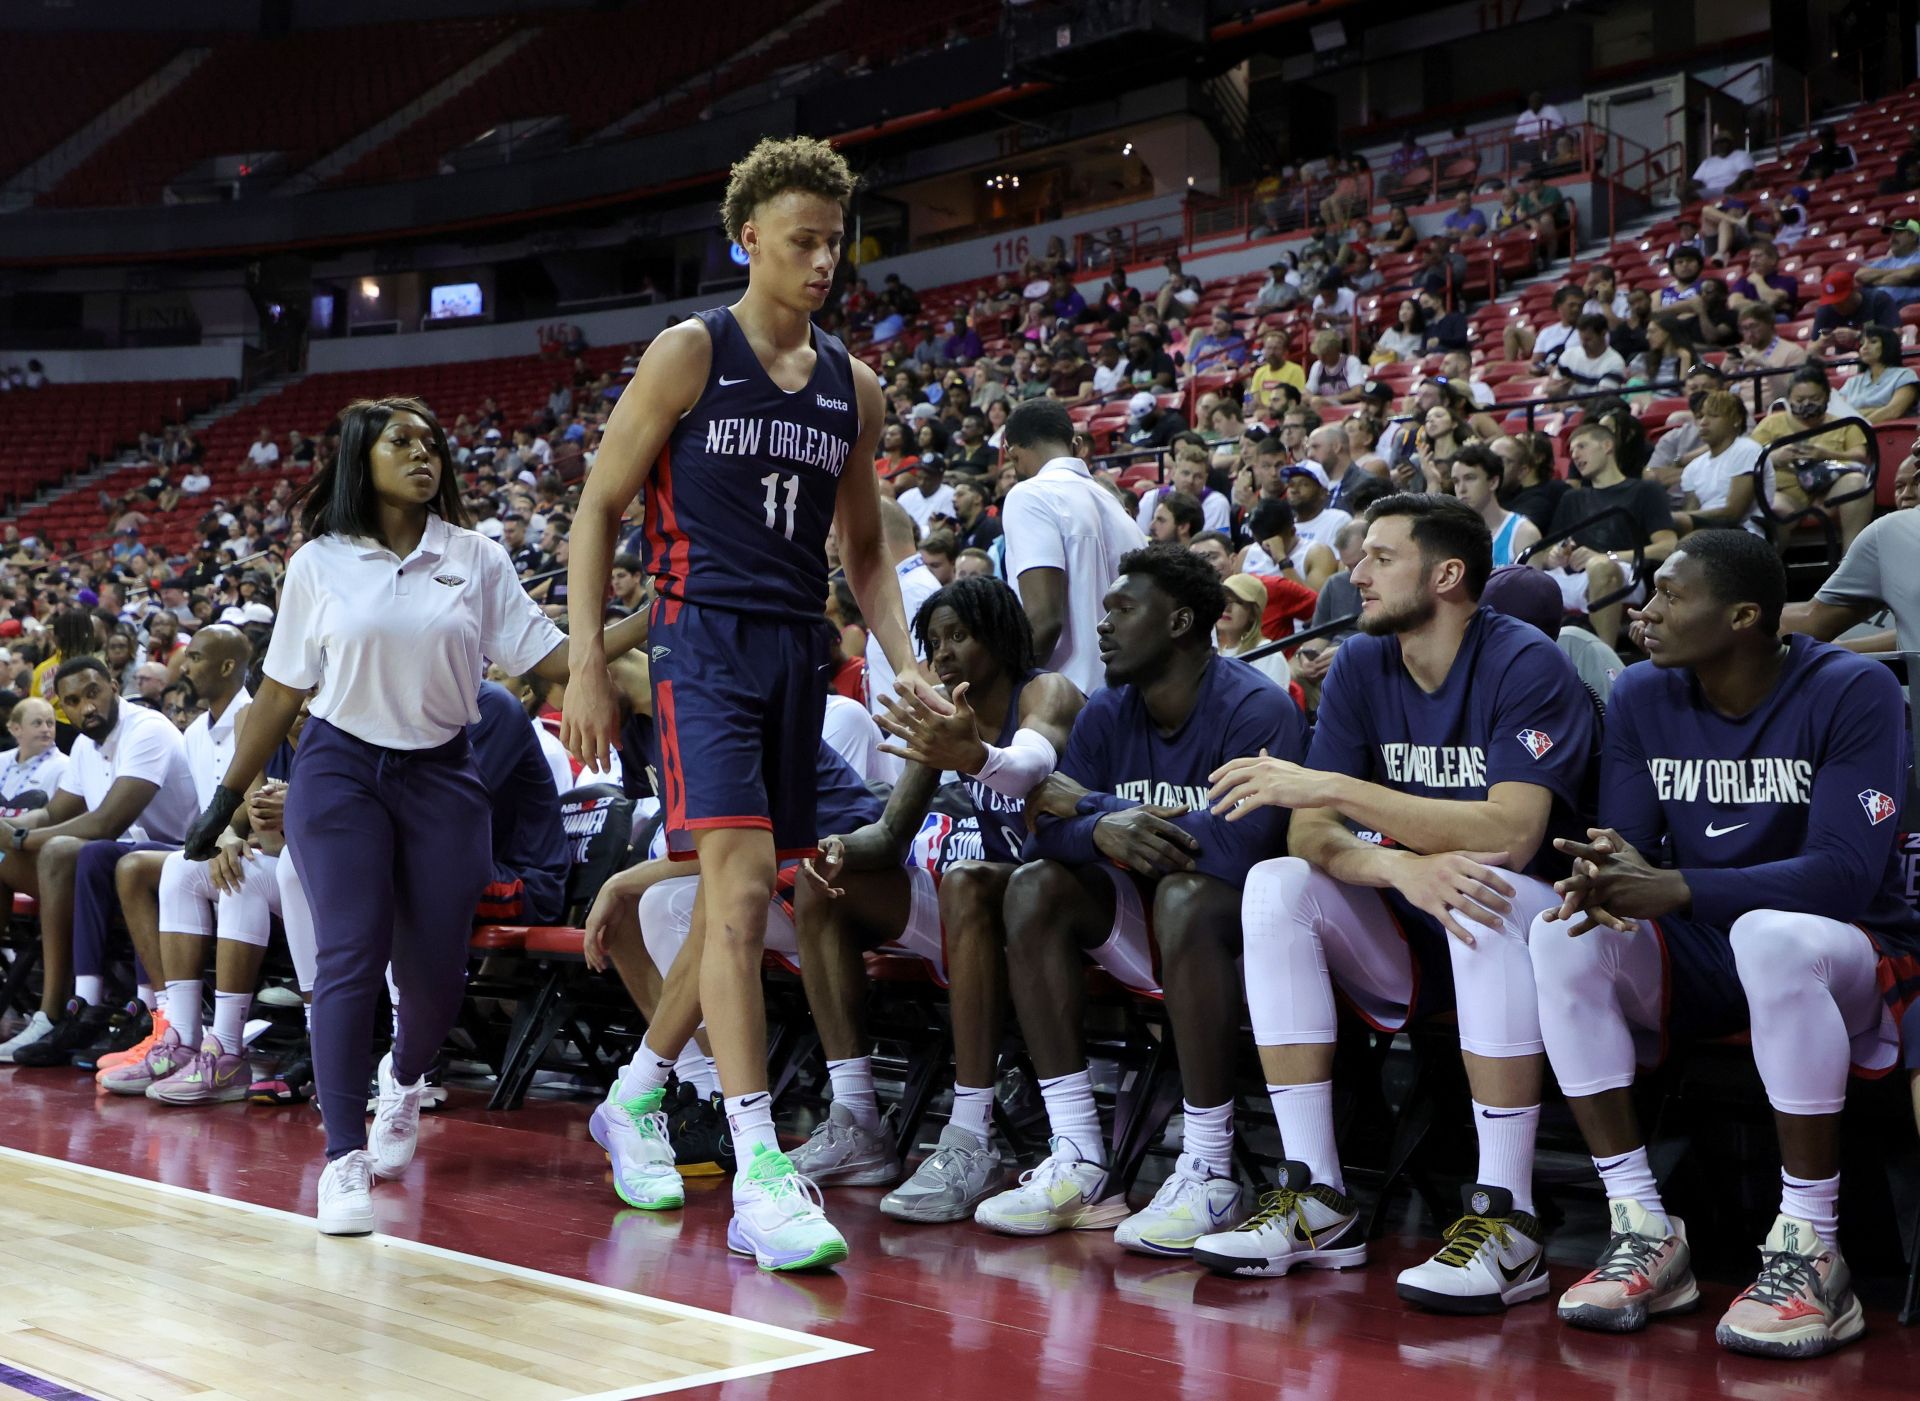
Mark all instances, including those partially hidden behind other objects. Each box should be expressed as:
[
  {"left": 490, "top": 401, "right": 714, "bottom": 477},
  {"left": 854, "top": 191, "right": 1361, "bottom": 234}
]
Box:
[{"left": 1809, "top": 265, "right": 1897, "bottom": 358}]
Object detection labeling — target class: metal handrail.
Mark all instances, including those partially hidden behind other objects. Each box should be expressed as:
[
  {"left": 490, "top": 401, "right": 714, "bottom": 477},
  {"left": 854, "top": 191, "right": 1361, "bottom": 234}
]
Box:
[
  {"left": 1239, "top": 611, "right": 1360, "bottom": 666},
  {"left": 1516, "top": 503, "right": 1649, "bottom": 615},
  {"left": 1747, "top": 411, "right": 1879, "bottom": 575}
]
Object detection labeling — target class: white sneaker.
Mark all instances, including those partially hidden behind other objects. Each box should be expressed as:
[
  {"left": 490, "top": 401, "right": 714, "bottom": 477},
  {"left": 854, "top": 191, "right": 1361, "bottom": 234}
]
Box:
[
  {"left": 368, "top": 1052, "right": 424, "bottom": 1180},
  {"left": 727, "top": 1143, "right": 849, "bottom": 1272},
  {"left": 588, "top": 1084, "right": 685, "bottom": 1211},
  {"left": 317, "top": 1149, "right": 375, "bottom": 1236},
  {"left": 1396, "top": 1183, "right": 1549, "bottom": 1314},
  {"left": 1114, "top": 1152, "right": 1253, "bottom": 1256},
  {"left": 0, "top": 1011, "right": 54, "bottom": 1064},
  {"left": 972, "top": 1137, "right": 1129, "bottom": 1237},
  {"left": 880, "top": 1123, "right": 1008, "bottom": 1223},
  {"left": 1194, "top": 1160, "right": 1368, "bottom": 1277},
  {"left": 788, "top": 1102, "right": 902, "bottom": 1187}
]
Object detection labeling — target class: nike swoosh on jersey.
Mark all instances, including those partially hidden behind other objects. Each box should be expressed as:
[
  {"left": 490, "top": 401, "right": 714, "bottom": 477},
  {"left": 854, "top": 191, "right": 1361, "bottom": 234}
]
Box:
[
  {"left": 1704, "top": 821, "right": 1750, "bottom": 837},
  {"left": 718, "top": 376, "right": 748, "bottom": 386}
]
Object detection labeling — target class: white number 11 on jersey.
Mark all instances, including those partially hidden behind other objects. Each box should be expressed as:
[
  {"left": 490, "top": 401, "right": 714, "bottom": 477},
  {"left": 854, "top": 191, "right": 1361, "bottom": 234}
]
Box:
[{"left": 761, "top": 471, "right": 799, "bottom": 539}]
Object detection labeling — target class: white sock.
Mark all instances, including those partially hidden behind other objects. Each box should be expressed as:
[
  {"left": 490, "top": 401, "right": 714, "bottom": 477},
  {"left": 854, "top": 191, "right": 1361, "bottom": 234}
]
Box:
[
  {"left": 950, "top": 1084, "right": 994, "bottom": 1143},
  {"left": 211, "top": 990, "right": 251, "bottom": 1056},
  {"left": 616, "top": 1035, "right": 675, "bottom": 1100},
  {"left": 1780, "top": 1170, "right": 1841, "bottom": 1244},
  {"left": 724, "top": 1092, "right": 779, "bottom": 1160},
  {"left": 670, "top": 1040, "right": 706, "bottom": 1092},
  {"left": 694, "top": 1056, "right": 719, "bottom": 1097},
  {"left": 1593, "top": 1145, "right": 1665, "bottom": 1220},
  {"left": 826, "top": 1056, "right": 880, "bottom": 1134},
  {"left": 1473, "top": 1100, "right": 1540, "bottom": 1216},
  {"left": 75, "top": 975, "right": 103, "bottom": 1006},
  {"left": 1038, "top": 1068, "right": 1105, "bottom": 1165},
  {"left": 135, "top": 984, "right": 156, "bottom": 1012},
  {"left": 165, "top": 979, "right": 203, "bottom": 1046},
  {"left": 1182, "top": 1099, "right": 1234, "bottom": 1177},
  {"left": 1268, "top": 1081, "right": 1344, "bottom": 1193}
]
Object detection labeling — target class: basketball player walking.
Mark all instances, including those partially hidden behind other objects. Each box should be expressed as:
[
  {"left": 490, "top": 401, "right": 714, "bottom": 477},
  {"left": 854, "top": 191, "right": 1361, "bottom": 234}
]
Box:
[{"left": 563, "top": 137, "right": 940, "bottom": 1270}]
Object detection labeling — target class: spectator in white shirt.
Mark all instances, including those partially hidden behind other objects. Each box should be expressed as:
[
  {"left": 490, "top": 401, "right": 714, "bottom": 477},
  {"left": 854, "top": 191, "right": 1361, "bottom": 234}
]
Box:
[
  {"left": 1673, "top": 391, "right": 1772, "bottom": 537},
  {"left": 1546, "top": 315, "right": 1629, "bottom": 395},
  {"left": 1279, "top": 458, "right": 1353, "bottom": 557},
  {"left": 1686, "top": 131, "right": 1755, "bottom": 202},
  {"left": 0, "top": 698, "right": 67, "bottom": 811},
  {"left": 180, "top": 467, "right": 211, "bottom": 495},
  {"left": 896, "top": 459, "right": 957, "bottom": 534},
  {"left": 244, "top": 429, "right": 280, "bottom": 470},
  {"left": 1090, "top": 340, "right": 1130, "bottom": 397},
  {"left": 999, "top": 399, "right": 1145, "bottom": 696},
  {"left": 1513, "top": 91, "right": 1566, "bottom": 141},
  {"left": 1303, "top": 329, "right": 1367, "bottom": 406},
  {"left": 1505, "top": 284, "right": 1584, "bottom": 365},
  {"left": 1134, "top": 444, "right": 1232, "bottom": 535}
]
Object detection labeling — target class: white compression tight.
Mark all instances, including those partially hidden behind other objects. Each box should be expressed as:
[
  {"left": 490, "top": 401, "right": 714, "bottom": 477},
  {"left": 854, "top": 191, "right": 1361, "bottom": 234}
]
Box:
[
  {"left": 1530, "top": 909, "right": 1896, "bottom": 1115},
  {"left": 1243, "top": 856, "right": 1556, "bottom": 1057}
]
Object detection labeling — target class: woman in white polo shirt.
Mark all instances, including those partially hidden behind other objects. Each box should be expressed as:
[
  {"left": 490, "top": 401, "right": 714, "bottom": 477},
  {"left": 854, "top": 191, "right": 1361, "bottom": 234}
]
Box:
[{"left": 184, "top": 397, "right": 645, "bottom": 1235}]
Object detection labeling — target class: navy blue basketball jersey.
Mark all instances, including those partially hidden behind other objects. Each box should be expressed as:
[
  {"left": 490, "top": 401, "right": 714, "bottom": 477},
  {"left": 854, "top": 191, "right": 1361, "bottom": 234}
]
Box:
[
  {"left": 1026, "top": 654, "right": 1304, "bottom": 887},
  {"left": 908, "top": 790, "right": 989, "bottom": 879},
  {"left": 964, "top": 670, "right": 1040, "bottom": 864},
  {"left": 1601, "top": 636, "right": 1920, "bottom": 950},
  {"left": 643, "top": 307, "right": 860, "bottom": 623},
  {"left": 815, "top": 743, "right": 885, "bottom": 837},
  {"left": 1308, "top": 608, "right": 1596, "bottom": 881}
]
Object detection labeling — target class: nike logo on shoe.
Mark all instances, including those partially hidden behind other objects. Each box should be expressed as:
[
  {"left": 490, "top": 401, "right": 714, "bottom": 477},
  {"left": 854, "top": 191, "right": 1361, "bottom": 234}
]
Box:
[
  {"left": 1704, "top": 821, "right": 1749, "bottom": 837},
  {"left": 719, "top": 376, "right": 748, "bottom": 387},
  {"left": 1497, "top": 1257, "right": 1538, "bottom": 1284}
]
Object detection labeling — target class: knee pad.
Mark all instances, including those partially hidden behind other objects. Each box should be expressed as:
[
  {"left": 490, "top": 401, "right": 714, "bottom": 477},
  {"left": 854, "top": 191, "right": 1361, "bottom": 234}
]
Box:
[
  {"left": 157, "top": 850, "right": 216, "bottom": 939},
  {"left": 1242, "top": 856, "right": 1316, "bottom": 944},
  {"left": 639, "top": 877, "right": 698, "bottom": 977}
]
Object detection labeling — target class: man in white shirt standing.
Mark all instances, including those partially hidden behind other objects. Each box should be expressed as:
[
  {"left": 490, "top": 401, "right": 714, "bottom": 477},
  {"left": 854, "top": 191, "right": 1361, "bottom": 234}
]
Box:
[
  {"left": 101, "top": 625, "right": 273, "bottom": 1102},
  {"left": 0, "top": 657, "right": 199, "bottom": 1065},
  {"left": 895, "top": 458, "right": 956, "bottom": 535},
  {"left": 999, "top": 399, "right": 1145, "bottom": 696},
  {"left": 864, "top": 499, "right": 944, "bottom": 781}
]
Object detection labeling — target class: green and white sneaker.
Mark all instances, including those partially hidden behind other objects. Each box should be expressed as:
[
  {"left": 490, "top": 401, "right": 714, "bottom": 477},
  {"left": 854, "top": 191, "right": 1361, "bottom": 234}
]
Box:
[
  {"left": 589, "top": 1085, "right": 686, "bottom": 1211},
  {"left": 972, "top": 1137, "right": 1128, "bottom": 1237},
  {"left": 727, "top": 1143, "right": 849, "bottom": 1272},
  {"left": 1114, "top": 1152, "right": 1253, "bottom": 1256}
]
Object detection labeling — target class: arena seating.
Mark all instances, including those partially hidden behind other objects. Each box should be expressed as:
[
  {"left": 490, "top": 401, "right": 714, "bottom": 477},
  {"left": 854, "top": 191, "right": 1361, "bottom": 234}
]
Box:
[
  {"left": 0, "top": 377, "right": 230, "bottom": 519},
  {"left": 322, "top": 0, "right": 798, "bottom": 189},
  {"left": 45, "top": 18, "right": 519, "bottom": 207},
  {"left": 0, "top": 32, "right": 181, "bottom": 183}
]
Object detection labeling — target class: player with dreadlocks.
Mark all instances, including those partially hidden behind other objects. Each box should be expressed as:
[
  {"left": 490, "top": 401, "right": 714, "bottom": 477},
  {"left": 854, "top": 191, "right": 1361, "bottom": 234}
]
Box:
[{"left": 785, "top": 575, "right": 1085, "bottom": 1222}]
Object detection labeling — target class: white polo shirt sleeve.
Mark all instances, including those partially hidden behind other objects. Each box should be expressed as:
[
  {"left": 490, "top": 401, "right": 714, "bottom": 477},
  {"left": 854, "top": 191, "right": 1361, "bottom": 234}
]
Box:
[
  {"left": 55, "top": 756, "right": 84, "bottom": 800},
  {"left": 265, "top": 550, "right": 324, "bottom": 691},
  {"left": 1002, "top": 484, "right": 1066, "bottom": 579},
  {"left": 113, "top": 708, "right": 186, "bottom": 790},
  {"left": 477, "top": 536, "right": 565, "bottom": 675}
]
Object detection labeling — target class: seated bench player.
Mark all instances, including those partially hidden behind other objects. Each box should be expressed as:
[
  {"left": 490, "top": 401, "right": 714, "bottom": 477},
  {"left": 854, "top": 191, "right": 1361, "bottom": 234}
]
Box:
[
  {"left": 0, "top": 657, "right": 198, "bottom": 1065},
  {"left": 580, "top": 712, "right": 889, "bottom": 1210},
  {"left": 971, "top": 543, "right": 1306, "bottom": 1253},
  {"left": 1193, "top": 493, "right": 1597, "bottom": 1314},
  {"left": 1530, "top": 530, "right": 1917, "bottom": 1359},
  {"left": 788, "top": 576, "right": 1084, "bottom": 1221}
]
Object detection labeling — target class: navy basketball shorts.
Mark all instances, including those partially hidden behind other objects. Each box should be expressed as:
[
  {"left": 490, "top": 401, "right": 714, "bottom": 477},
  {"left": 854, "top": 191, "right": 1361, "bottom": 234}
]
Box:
[{"left": 648, "top": 597, "right": 830, "bottom": 860}]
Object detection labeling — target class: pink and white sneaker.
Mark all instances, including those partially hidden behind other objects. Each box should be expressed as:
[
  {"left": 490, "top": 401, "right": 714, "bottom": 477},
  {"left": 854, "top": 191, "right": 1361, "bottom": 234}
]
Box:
[
  {"left": 1715, "top": 1214, "right": 1866, "bottom": 1359},
  {"left": 1557, "top": 1199, "right": 1699, "bottom": 1332}
]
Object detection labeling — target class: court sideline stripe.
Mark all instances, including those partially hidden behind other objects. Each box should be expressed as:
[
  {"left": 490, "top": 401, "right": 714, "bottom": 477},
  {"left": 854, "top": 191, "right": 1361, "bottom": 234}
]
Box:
[
  {"left": 0, "top": 1145, "right": 866, "bottom": 1401},
  {"left": 0, "top": 1359, "right": 103, "bottom": 1401}
]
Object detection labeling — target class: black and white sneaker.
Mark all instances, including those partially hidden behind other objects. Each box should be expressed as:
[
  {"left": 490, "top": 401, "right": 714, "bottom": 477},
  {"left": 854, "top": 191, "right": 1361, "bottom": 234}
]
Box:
[{"left": 1396, "top": 1183, "right": 1549, "bottom": 1314}]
